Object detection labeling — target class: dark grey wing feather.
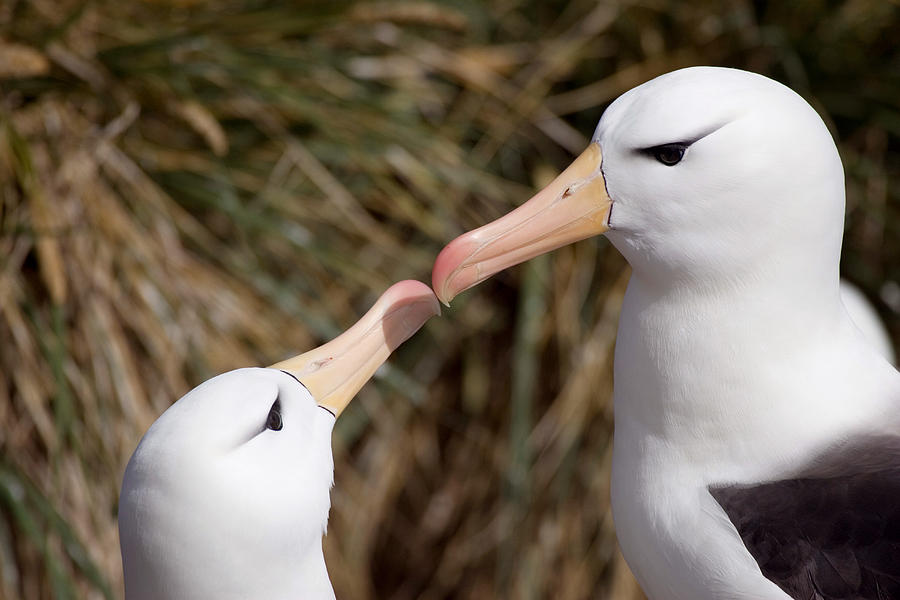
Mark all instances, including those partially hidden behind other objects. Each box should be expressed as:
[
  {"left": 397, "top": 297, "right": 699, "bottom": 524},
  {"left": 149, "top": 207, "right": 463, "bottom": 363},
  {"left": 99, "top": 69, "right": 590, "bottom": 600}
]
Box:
[{"left": 711, "top": 436, "right": 900, "bottom": 600}]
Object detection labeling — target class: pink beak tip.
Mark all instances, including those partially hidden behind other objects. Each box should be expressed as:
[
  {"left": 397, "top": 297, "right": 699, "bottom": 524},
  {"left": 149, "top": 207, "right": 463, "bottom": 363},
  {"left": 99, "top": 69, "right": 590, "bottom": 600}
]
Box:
[
  {"left": 383, "top": 279, "right": 441, "bottom": 316},
  {"left": 366, "top": 280, "right": 441, "bottom": 353},
  {"left": 431, "top": 248, "right": 455, "bottom": 305},
  {"left": 431, "top": 234, "right": 480, "bottom": 305}
]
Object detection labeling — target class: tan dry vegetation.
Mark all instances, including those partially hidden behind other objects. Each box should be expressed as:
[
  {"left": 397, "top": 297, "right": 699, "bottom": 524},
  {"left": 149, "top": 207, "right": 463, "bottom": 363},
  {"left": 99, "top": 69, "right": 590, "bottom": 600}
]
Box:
[{"left": 1, "top": 1, "right": 898, "bottom": 599}]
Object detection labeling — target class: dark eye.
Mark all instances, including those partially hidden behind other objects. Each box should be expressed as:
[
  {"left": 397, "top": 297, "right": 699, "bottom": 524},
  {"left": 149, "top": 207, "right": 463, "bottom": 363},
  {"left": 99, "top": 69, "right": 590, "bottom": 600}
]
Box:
[
  {"left": 265, "top": 399, "right": 283, "bottom": 431},
  {"left": 649, "top": 143, "right": 686, "bottom": 166}
]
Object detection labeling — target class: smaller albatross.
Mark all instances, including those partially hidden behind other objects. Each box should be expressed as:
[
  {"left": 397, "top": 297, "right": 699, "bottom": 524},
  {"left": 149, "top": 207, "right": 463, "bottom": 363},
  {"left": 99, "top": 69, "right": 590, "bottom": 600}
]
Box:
[
  {"left": 118, "top": 280, "right": 439, "bottom": 600},
  {"left": 432, "top": 67, "right": 900, "bottom": 599}
]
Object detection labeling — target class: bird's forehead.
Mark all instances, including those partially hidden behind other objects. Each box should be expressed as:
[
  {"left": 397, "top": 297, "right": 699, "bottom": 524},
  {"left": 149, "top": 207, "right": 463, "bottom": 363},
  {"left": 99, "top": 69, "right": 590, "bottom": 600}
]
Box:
[
  {"left": 593, "top": 67, "right": 778, "bottom": 148},
  {"left": 150, "top": 368, "right": 317, "bottom": 445},
  {"left": 195, "top": 368, "right": 313, "bottom": 405}
]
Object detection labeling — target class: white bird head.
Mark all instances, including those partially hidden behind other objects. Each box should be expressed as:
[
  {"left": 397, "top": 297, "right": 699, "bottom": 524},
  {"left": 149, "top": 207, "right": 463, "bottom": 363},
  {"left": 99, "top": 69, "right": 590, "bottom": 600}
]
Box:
[
  {"left": 432, "top": 66, "right": 845, "bottom": 300},
  {"left": 118, "top": 281, "right": 439, "bottom": 600}
]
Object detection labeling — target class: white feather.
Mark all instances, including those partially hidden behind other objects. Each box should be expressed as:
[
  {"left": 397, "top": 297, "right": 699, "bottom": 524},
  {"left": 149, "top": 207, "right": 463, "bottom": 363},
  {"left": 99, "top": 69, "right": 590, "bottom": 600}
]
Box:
[
  {"left": 596, "top": 67, "right": 900, "bottom": 599},
  {"left": 118, "top": 368, "right": 337, "bottom": 600}
]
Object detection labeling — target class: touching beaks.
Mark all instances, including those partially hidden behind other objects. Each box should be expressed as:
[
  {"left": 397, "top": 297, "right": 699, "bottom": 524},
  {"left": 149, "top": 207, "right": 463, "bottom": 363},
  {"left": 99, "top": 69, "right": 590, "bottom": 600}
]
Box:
[
  {"left": 271, "top": 280, "right": 440, "bottom": 417},
  {"left": 272, "top": 145, "right": 609, "bottom": 413},
  {"left": 431, "top": 143, "right": 611, "bottom": 305}
]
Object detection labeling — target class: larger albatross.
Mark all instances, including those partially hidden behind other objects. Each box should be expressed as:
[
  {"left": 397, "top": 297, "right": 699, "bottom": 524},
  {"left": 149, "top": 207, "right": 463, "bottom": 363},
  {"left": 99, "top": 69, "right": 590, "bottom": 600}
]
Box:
[
  {"left": 432, "top": 67, "right": 900, "bottom": 599},
  {"left": 118, "top": 280, "right": 439, "bottom": 600}
]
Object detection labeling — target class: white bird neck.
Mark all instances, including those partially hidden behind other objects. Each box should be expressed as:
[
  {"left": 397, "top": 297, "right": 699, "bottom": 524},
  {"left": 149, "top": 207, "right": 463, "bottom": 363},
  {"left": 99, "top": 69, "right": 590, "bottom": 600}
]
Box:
[
  {"left": 123, "top": 539, "right": 335, "bottom": 600},
  {"left": 611, "top": 262, "right": 852, "bottom": 472},
  {"left": 288, "top": 542, "right": 336, "bottom": 600},
  {"left": 609, "top": 257, "right": 900, "bottom": 600}
]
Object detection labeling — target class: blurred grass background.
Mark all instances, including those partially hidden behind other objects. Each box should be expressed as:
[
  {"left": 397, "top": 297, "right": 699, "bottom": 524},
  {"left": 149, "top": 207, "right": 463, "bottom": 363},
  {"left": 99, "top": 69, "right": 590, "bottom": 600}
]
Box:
[{"left": 1, "top": 0, "right": 898, "bottom": 598}]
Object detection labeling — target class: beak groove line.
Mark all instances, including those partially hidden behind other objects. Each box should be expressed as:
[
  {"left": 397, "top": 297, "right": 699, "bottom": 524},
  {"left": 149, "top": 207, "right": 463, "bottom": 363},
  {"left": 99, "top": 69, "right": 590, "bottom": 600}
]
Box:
[{"left": 432, "top": 143, "right": 611, "bottom": 304}]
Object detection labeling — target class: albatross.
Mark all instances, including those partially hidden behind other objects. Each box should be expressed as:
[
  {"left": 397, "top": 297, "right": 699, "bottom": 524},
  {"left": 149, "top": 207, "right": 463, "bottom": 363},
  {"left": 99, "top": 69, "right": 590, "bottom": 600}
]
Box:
[
  {"left": 118, "top": 280, "right": 439, "bottom": 600},
  {"left": 431, "top": 67, "right": 900, "bottom": 599}
]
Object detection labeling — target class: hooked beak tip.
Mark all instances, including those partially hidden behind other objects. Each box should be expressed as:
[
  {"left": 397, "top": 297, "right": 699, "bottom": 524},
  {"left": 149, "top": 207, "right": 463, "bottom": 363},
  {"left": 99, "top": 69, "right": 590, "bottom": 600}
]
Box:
[
  {"left": 380, "top": 280, "right": 442, "bottom": 349},
  {"left": 431, "top": 235, "right": 482, "bottom": 305}
]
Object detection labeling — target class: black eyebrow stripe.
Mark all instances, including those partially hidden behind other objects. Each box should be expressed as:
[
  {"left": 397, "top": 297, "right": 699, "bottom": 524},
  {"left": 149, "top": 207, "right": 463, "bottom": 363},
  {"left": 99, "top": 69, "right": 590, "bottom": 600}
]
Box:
[
  {"left": 635, "top": 120, "right": 731, "bottom": 153},
  {"left": 637, "top": 142, "right": 691, "bottom": 156}
]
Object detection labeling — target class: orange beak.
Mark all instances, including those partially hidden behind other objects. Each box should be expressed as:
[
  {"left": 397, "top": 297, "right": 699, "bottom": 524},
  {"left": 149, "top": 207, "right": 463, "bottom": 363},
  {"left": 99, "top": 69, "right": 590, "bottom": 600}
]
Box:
[
  {"left": 432, "top": 144, "right": 611, "bottom": 304},
  {"left": 271, "top": 280, "right": 440, "bottom": 416}
]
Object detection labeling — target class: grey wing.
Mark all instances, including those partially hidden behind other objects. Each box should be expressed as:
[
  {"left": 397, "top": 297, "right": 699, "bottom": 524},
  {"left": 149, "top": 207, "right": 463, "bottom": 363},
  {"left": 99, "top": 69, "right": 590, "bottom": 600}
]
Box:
[{"left": 711, "top": 437, "right": 900, "bottom": 600}]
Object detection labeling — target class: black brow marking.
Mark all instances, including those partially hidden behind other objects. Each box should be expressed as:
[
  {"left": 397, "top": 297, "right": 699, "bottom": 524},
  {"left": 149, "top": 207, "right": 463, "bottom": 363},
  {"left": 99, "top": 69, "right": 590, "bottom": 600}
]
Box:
[{"left": 634, "top": 120, "right": 731, "bottom": 155}]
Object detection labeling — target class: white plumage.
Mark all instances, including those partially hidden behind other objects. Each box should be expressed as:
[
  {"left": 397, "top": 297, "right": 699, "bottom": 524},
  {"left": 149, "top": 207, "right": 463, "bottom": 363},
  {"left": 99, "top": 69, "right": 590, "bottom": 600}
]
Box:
[
  {"left": 118, "top": 281, "right": 439, "bottom": 600},
  {"left": 433, "top": 67, "right": 900, "bottom": 599},
  {"left": 119, "top": 368, "right": 337, "bottom": 600}
]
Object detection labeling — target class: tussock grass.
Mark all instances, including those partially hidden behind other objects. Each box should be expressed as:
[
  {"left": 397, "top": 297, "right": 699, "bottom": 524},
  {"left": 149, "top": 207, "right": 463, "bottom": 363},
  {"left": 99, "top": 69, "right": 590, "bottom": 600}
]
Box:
[{"left": 1, "top": 1, "right": 897, "bottom": 598}]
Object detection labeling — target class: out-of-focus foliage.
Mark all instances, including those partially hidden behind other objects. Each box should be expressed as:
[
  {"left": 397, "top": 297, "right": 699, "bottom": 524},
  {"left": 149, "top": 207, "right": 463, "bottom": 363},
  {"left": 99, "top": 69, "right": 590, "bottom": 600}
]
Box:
[{"left": 0, "top": 0, "right": 897, "bottom": 598}]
